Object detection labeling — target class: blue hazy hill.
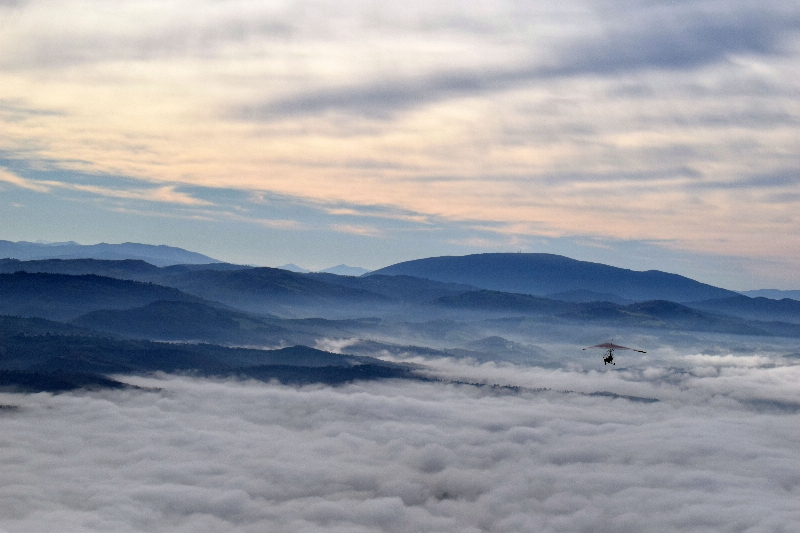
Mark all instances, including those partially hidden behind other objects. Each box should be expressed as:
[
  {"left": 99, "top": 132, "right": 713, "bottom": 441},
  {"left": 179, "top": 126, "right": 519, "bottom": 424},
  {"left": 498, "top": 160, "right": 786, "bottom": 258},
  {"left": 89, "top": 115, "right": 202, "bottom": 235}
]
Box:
[
  {"left": 0, "top": 240, "right": 220, "bottom": 266},
  {"left": 307, "top": 273, "right": 475, "bottom": 303},
  {"left": 0, "top": 272, "right": 205, "bottom": 321},
  {"left": 148, "top": 267, "right": 389, "bottom": 313},
  {"left": 278, "top": 263, "right": 310, "bottom": 273},
  {"left": 370, "top": 253, "right": 737, "bottom": 302},
  {"left": 0, "top": 258, "right": 162, "bottom": 278},
  {"left": 0, "top": 326, "right": 415, "bottom": 392},
  {"left": 72, "top": 300, "right": 294, "bottom": 345},
  {"left": 432, "top": 289, "right": 572, "bottom": 313},
  {"left": 318, "top": 264, "right": 372, "bottom": 276},
  {"left": 687, "top": 295, "right": 800, "bottom": 324},
  {"left": 740, "top": 289, "right": 800, "bottom": 300},
  {"left": 544, "top": 289, "right": 634, "bottom": 305}
]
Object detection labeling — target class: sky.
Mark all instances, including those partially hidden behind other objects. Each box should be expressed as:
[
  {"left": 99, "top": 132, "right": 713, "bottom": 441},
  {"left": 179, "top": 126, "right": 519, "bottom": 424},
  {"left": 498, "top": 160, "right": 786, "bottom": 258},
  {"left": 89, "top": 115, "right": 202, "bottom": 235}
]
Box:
[
  {"left": 1, "top": 348, "right": 799, "bottom": 532},
  {"left": 1, "top": 0, "right": 799, "bottom": 289}
]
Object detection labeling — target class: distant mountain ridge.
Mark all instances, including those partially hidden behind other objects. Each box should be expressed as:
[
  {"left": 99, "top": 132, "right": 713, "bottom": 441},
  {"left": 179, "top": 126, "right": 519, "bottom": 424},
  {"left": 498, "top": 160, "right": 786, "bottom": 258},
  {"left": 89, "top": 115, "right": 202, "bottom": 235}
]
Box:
[
  {"left": 687, "top": 295, "right": 800, "bottom": 324},
  {"left": 319, "top": 264, "right": 371, "bottom": 276},
  {"left": 0, "top": 271, "right": 206, "bottom": 321},
  {"left": 148, "top": 267, "right": 390, "bottom": 313},
  {"left": 278, "top": 263, "right": 310, "bottom": 273},
  {"left": 72, "top": 300, "right": 293, "bottom": 345},
  {"left": 0, "top": 258, "right": 162, "bottom": 278},
  {"left": 0, "top": 240, "right": 220, "bottom": 266},
  {"left": 6, "top": 244, "right": 800, "bottom": 395},
  {"left": 370, "top": 253, "right": 738, "bottom": 303},
  {"left": 1, "top": 259, "right": 475, "bottom": 315},
  {"left": 0, "top": 316, "right": 416, "bottom": 392},
  {"left": 544, "top": 289, "right": 634, "bottom": 305},
  {"left": 431, "top": 291, "right": 800, "bottom": 336},
  {"left": 278, "top": 264, "right": 372, "bottom": 276},
  {"left": 741, "top": 289, "right": 800, "bottom": 300}
]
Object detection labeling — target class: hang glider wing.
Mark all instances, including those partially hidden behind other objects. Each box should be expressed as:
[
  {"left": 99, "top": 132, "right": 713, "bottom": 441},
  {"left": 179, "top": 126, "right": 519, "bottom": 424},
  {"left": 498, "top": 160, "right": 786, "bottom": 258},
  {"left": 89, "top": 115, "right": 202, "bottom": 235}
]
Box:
[{"left": 583, "top": 343, "right": 646, "bottom": 353}]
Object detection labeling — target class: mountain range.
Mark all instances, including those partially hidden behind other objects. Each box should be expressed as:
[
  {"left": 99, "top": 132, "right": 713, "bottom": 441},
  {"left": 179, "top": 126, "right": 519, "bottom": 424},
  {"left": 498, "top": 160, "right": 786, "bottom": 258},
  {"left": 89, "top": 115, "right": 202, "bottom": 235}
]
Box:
[
  {"left": 0, "top": 315, "right": 414, "bottom": 392},
  {"left": 0, "top": 271, "right": 204, "bottom": 321},
  {"left": 3, "top": 254, "right": 800, "bottom": 326},
  {"left": 2, "top": 246, "right": 800, "bottom": 393}
]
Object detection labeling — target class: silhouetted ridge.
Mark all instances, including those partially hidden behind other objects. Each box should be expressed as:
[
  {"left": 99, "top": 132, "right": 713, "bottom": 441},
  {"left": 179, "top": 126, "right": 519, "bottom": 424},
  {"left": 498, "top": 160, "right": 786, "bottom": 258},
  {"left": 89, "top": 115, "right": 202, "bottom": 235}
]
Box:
[
  {"left": 0, "top": 258, "right": 160, "bottom": 277},
  {"left": 0, "top": 315, "right": 93, "bottom": 337},
  {"left": 0, "top": 316, "right": 417, "bottom": 392},
  {"left": 308, "top": 273, "right": 475, "bottom": 303},
  {"left": 72, "top": 300, "right": 290, "bottom": 344},
  {"left": 371, "top": 253, "right": 737, "bottom": 302},
  {"left": 687, "top": 295, "right": 800, "bottom": 324},
  {"left": 545, "top": 289, "right": 633, "bottom": 305},
  {"left": 0, "top": 240, "right": 220, "bottom": 266},
  {"left": 0, "top": 272, "right": 204, "bottom": 321},
  {"left": 0, "top": 371, "right": 129, "bottom": 393},
  {"left": 432, "top": 290, "right": 571, "bottom": 313},
  {"left": 157, "top": 267, "right": 390, "bottom": 313}
]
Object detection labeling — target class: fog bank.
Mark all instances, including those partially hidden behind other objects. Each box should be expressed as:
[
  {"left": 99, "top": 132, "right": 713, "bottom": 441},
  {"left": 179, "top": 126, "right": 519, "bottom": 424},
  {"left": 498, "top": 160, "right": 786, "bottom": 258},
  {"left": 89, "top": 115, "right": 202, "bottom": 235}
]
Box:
[{"left": 1, "top": 353, "right": 799, "bottom": 532}]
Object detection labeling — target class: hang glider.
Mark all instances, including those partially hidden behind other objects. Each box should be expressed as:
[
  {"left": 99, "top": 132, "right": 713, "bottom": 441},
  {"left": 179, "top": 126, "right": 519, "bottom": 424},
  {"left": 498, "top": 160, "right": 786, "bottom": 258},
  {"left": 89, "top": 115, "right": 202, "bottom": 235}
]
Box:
[{"left": 583, "top": 341, "right": 646, "bottom": 365}]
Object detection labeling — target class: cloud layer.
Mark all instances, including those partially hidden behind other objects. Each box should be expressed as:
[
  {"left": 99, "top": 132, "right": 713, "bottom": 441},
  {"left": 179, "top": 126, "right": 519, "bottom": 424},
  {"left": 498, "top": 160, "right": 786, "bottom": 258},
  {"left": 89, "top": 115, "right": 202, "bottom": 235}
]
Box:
[{"left": 1, "top": 348, "right": 798, "bottom": 532}]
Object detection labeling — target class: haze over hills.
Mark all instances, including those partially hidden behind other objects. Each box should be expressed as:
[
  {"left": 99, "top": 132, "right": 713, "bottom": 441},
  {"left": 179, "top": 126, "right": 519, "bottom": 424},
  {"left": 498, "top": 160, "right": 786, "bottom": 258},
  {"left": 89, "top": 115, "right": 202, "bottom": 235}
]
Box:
[
  {"left": 0, "top": 258, "right": 163, "bottom": 278},
  {"left": 544, "top": 289, "right": 634, "bottom": 305},
  {"left": 278, "top": 263, "right": 310, "bottom": 273},
  {"left": 2, "top": 245, "right": 800, "bottom": 400},
  {"left": 430, "top": 290, "right": 800, "bottom": 336},
  {"left": 741, "top": 289, "right": 800, "bottom": 300},
  {"left": 278, "top": 264, "right": 372, "bottom": 276},
  {"left": 306, "top": 273, "right": 476, "bottom": 304},
  {"left": 72, "top": 300, "right": 294, "bottom": 345},
  {"left": 0, "top": 271, "right": 206, "bottom": 321},
  {"left": 0, "top": 315, "right": 414, "bottom": 392},
  {"left": 0, "top": 240, "right": 221, "bottom": 266},
  {"left": 687, "top": 295, "right": 800, "bottom": 324},
  {"left": 3, "top": 254, "right": 800, "bottom": 327},
  {"left": 0, "top": 259, "right": 475, "bottom": 315},
  {"left": 146, "top": 267, "right": 390, "bottom": 315},
  {"left": 0, "top": 259, "right": 388, "bottom": 316},
  {"left": 319, "top": 264, "right": 372, "bottom": 276},
  {"left": 371, "top": 253, "right": 741, "bottom": 302},
  {"left": 432, "top": 289, "right": 572, "bottom": 314},
  {"left": 0, "top": 257, "right": 249, "bottom": 279}
]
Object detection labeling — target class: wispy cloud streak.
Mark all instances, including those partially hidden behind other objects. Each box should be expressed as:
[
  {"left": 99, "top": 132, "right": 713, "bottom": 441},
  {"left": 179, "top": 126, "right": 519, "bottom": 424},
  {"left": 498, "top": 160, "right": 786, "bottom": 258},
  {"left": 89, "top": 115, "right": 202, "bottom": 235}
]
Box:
[
  {"left": 1, "top": 0, "right": 800, "bottom": 286},
  {"left": 0, "top": 167, "right": 211, "bottom": 205},
  {"left": 0, "top": 169, "right": 49, "bottom": 192},
  {"left": 238, "top": 6, "right": 799, "bottom": 119}
]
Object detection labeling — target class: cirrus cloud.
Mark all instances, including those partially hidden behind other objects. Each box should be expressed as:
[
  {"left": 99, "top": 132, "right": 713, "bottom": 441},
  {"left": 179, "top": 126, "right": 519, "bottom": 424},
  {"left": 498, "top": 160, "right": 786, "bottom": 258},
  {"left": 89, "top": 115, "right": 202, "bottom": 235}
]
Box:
[{"left": 1, "top": 0, "right": 800, "bottom": 286}]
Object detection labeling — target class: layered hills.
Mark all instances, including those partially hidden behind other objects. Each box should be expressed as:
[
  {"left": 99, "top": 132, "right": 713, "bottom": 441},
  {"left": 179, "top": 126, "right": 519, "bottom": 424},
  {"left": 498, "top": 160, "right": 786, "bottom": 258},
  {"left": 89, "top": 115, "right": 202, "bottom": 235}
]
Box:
[
  {"left": 0, "top": 272, "right": 205, "bottom": 321},
  {"left": 3, "top": 255, "right": 799, "bottom": 329},
  {"left": 72, "top": 300, "right": 294, "bottom": 345},
  {"left": 0, "top": 249, "right": 798, "bottom": 394},
  {"left": 688, "top": 295, "right": 800, "bottom": 323},
  {"left": 0, "top": 259, "right": 473, "bottom": 316},
  {"left": 0, "top": 315, "right": 415, "bottom": 392}
]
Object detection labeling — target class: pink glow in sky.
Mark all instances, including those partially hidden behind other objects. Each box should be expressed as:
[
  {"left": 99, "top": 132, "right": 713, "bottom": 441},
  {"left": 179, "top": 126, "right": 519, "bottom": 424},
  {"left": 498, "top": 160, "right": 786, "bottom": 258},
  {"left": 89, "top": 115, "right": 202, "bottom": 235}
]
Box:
[{"left": 1, "top": 0, "right": 799, "bottom": 288}]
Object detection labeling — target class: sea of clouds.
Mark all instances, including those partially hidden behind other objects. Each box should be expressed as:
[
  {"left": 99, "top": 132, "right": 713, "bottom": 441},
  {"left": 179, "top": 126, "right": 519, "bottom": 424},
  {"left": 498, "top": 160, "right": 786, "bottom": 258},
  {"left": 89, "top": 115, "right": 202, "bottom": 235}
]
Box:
[{"left": 1, "top": 349, "right": 799, "bottom": 532}]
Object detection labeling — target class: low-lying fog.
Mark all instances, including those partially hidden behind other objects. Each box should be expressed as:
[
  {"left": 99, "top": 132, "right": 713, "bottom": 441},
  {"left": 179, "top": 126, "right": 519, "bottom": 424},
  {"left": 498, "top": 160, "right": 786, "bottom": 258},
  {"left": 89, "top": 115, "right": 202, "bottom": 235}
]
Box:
[{"left": 1, "top": 346, "right": 799, "bottom": 532}]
